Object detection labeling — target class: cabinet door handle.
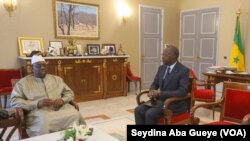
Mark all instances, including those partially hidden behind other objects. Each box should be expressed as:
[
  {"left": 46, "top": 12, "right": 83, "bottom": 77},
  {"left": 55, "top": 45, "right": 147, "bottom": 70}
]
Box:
[{"left": 112, "top": 74, "right": 117, "bottom": 80}]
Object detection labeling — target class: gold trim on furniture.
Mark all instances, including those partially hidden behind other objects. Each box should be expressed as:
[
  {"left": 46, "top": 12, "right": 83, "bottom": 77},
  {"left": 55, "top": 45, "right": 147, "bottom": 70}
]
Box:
[
  {"left": 81, "top": 79, "right": 86, "bottom": 83},
  {"left": 93, "top": 66, "right": 100, "bottom": 74},
  {"left": 26, "top": 61, "right": 32, "bottom": 75},
  {"left": 94, "top": 85, "right": 101, "bottom": 93},
  {"left": 57, "top": 60, "right": 61, "bottom": 64},
  {"left": 64, "top": 67, "right": 73, "bottom": 76},
  {"left": 75, "top": 59, "right": 92, "bottom": 64},
  {"left": 112, "top": 74, "right": 117, "bottom": 80},
  {"left": 103, "top": 59, "right": 107, "bottom": 68},
  {"left": 75, "top": 59, "right": 81, "bottom": 64},
  {"left": 57, "top": 60, "right": 62, "bottom": 76},
  {"left": 86, "top": 59, "right": 92, "bottom": 63}
]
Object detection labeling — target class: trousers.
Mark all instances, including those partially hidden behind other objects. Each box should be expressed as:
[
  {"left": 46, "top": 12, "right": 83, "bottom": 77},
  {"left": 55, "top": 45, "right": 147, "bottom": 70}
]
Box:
[{"left": 134, "top": 104, "right": 163, "bottom": 124}]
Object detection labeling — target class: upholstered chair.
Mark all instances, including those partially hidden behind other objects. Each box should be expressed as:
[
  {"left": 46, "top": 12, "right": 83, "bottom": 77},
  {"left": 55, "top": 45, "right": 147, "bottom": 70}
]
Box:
[
  {"left": 125, "top": 62, "right": 141, "bottom": 94},
  {"left": 136, "top": 77, "right": 193, "bottom": 124},
  {"left": 189, "top": 81, "right": 250, "bottom": 125},
  {"left": 189, "top": 69, "right": 216, "bottom": 119},
  {"left": 0, "top": 69, "right": 21, "bottom": 108}
]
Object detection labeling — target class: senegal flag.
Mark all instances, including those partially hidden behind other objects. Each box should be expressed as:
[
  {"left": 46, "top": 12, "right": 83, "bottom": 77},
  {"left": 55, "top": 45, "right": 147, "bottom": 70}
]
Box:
[{"left": 229, "top": 15, "right": 245, "bottom": 72}]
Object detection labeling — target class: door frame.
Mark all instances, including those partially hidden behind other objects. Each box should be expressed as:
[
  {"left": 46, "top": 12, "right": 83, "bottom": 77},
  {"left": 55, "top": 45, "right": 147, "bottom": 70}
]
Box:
[
  {"left": 179, "top": 7, "right": 220, "bottom": 79},
  {"left": 139, "top": 4, "right": 164, "bottom": 89}
]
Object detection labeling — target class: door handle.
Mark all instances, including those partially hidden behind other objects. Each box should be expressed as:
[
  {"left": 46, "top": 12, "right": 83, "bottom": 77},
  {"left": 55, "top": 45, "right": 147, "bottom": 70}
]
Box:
[
  {"left": 196, "top": 56, "right": 200, "bottom": 61},
  {"left": 141, "top": 54, "right": 144, "bottom": 60}
]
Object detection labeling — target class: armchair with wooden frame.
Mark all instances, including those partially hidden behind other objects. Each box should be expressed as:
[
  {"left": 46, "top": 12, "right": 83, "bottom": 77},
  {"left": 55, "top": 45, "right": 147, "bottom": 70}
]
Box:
[
  {"left": 189, "top": 69, "right": 216, "bottom": 119},
  {"left": 6, "top": 79, "right": 81, "bottom": 139},
  {"left": 189, "top": 81, "right": 250, "bottom": 125},
  {"left": 136, "top": 77, "right": 193, "bottom": 125},
  {"left": 0, "top": 108, "right": 25, "bottom": 141},
  {"left": 16, "top": 100, "right": 80, "bottom": 139}
]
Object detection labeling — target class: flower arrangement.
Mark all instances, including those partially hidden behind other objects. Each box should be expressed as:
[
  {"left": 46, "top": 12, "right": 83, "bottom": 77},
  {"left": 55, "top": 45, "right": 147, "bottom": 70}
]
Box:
[{"left": 62, "top": 122, "right": 90, "bottom": 141}]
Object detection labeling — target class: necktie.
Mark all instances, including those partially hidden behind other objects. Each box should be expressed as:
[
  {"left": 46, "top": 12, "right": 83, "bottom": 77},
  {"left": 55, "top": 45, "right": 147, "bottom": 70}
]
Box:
[{"left": 163, "top": 67, "right": 170, "bottom": 80}]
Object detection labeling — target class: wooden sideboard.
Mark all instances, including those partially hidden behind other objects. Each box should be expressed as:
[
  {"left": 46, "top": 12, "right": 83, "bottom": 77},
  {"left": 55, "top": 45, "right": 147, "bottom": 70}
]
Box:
[
  {"left": 19, "top": 56, "right": 129, "bottom": 102},
  {"left": 203, "top": 72, "right": 250, "bottom": 84}
]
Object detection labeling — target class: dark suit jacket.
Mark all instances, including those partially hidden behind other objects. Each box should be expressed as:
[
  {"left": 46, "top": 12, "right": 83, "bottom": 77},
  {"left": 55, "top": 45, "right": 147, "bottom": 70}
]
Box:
[{"left": 150, "top": 61, "right": 189, "bottom": 115}]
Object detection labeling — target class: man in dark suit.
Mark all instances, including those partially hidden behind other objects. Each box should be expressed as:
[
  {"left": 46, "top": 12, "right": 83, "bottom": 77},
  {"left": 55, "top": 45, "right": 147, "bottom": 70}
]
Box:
[{"left": 134, "top": 45, "right": 189, "bottom": 124}]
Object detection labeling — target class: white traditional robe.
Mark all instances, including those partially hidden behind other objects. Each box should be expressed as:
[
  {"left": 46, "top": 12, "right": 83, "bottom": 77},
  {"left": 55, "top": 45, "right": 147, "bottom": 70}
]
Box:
[{"left": 10, "top": 74, "right": 85, "bottom": 137}]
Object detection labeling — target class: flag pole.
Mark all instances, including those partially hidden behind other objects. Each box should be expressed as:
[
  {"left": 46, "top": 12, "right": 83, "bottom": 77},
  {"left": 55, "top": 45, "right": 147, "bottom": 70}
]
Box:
[
  {"left": 229, "top": 5, "right": 245, "bottom": 72},
  {"left": 236, "top": 5, "right": 241, "bottom": 16}
]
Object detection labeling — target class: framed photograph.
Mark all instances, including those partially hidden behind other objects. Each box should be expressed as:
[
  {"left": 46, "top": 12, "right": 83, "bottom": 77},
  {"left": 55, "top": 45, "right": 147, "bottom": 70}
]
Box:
[
  {"left": 53, "top": 0, "right": 99, "bottom": 39},
  {"left": 49, "top": 41, "right": 63, "bottom": 56},
  {"left": 87, "top": 44, "right": 100, "bottom": 55},
  {"left": 102, "top": 44, "right": 116, "bottom": 55},
  {"left": 18, "top": 37, "right": 44, "bottom": 57}
]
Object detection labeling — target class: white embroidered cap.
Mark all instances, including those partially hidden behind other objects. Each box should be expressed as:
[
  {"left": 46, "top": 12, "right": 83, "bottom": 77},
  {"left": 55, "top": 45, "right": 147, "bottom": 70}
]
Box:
[{"left": 31, "top": 55, "right": 45, "bottom": 64}]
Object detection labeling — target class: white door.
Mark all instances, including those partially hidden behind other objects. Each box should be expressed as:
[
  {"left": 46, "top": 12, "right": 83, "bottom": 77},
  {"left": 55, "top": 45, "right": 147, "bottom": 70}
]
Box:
[
  {"left": 140, "top": 5, "right": 163, "bottom": 89},
  {"left": 180, "top": 8, "right": 219, "bottom": 79}
]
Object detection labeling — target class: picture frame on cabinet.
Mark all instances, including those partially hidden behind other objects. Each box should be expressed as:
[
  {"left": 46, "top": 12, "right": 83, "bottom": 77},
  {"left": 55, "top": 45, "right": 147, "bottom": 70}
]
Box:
[
  {"left": 18, "top": 37, "right": 44, "bottom": 57},
  {"left": 102, "top": 44, "right": 116, "bottom": 55},
  {"left": 53, "top": 0, "right": 99, "bottom": 39},
  {"left": 87, "top": 44, "right": 100, "bottom": 55},
  {"left": 49, "top": 41, "right": 63, "bottom": 56}
]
